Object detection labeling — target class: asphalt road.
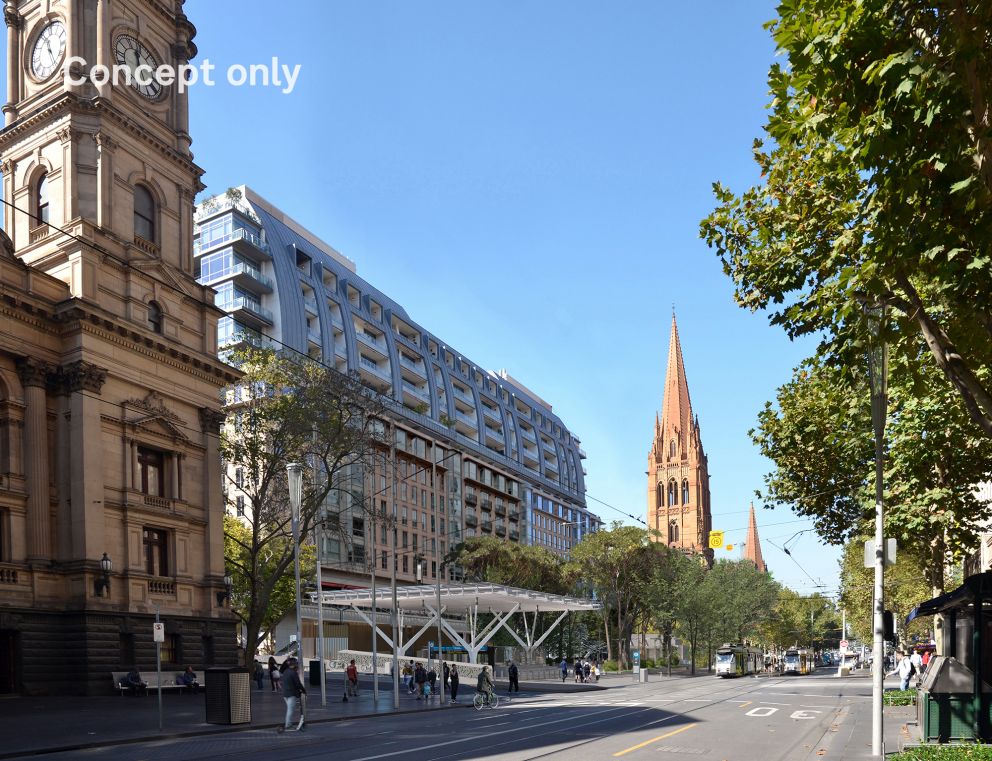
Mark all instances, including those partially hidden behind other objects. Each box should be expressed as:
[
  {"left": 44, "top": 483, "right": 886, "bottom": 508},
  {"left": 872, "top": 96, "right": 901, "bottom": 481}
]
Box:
[{"left": 29, "top": 671, "right": 877, "bottom": 761}]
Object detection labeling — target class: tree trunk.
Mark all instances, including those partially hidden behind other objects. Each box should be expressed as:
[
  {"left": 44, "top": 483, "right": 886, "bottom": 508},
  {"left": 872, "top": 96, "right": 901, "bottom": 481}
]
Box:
[{"left": 604, "top": 612, "right": 612, "bottom": 664}]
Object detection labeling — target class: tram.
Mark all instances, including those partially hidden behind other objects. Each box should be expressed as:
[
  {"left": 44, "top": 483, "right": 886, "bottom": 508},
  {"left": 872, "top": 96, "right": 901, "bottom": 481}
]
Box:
[
  {"left": 782, "top": 648, "right": 815, "bottom": 675},
  {"left": 714, "top": 643, "right": 763, "bottom": 677}
]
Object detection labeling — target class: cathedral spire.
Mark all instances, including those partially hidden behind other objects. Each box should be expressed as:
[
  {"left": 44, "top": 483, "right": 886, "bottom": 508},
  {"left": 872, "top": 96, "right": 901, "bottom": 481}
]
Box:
[
  {"left": 743, "top": 503, "right": 767, "bottom": 572},
  {"left": 660, "top": 313, "right": 693, "bottom": 455}
]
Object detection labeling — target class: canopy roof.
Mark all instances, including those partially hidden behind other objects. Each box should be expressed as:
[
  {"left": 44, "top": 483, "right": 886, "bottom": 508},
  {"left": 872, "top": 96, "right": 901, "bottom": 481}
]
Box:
[
  {"left": 310, "top": 582, "right": 600, "bottom": 615},
  {"left": 907, "top": 571, "right": 992, "bottom": 624}
]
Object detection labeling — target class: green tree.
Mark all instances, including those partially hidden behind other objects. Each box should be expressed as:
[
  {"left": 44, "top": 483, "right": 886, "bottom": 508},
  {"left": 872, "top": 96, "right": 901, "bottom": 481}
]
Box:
[
  {"left": 668, "top": 554, "right": 713, "bottom": 675},
  {"left": 764, "top": 590, "right": 838, "bottom": 652},
  {"left": 752, "top": 354, "right": 992, "bottom": 595},
  {"left": 838, "top": 538, "right": 933, "bottom": 646},
  {"left": 567, "top": 524, "right": 658, "bottom": 668},
  {"left": 700, "top": 1, "right": 992, "bottom": 437},
  {"left": 221, "top": 346, "right": 386, "bottom": 664},
  {"left": 449, "top": 535, "right": 574, "bottom": 593},
  {"left": 707, "top": 560, "right": 780, "bottom": 645}
]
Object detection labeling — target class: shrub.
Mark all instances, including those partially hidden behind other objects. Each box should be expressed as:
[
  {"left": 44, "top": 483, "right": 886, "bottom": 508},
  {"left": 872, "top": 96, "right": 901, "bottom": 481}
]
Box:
[
  {"left": 602, "top": 660, "right": 618, "bottom": 672},
  {"left": 883, "top": 689, "right": 916, "bottom": 706},
  {"left": 890, "top": 745, "right": 992, "bottom": 759},
  {"left": 640, "top": 658, "right": 655, "bottom": 669}
]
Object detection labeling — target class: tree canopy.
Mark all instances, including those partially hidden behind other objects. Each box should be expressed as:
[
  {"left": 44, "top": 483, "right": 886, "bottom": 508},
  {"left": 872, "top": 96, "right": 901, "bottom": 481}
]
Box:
[{"left": 701, "top": 0, "right": 992, "bottom": 436}]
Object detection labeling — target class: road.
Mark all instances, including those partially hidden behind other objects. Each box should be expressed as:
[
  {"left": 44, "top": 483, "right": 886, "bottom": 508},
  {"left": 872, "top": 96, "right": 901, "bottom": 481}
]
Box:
[{"left": 31, "top": 670, "right": 876, "bottom": 761}]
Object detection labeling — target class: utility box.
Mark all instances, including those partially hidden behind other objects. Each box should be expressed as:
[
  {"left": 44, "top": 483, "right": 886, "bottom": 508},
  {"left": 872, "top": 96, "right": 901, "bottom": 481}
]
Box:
[
  {"left": 918, "top": 656, "right": 992, "bottom": 742},
  {"left": 638, "top": 668, "right": 649, "bottom": 683},
  {"left": 309, "top": 660, "right": 322, "bottom": 687},
  {"left": 205, "top": 667, "right": 251, "bottom": 725}
]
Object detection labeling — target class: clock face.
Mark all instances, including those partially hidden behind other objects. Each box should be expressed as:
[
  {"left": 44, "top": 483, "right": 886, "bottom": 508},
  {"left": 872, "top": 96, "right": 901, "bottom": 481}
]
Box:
[
  {"left": 114, "top": 34, "right": 162, "bottom": 99},
  {"left": 31, "top": 20, "right": 67, "bottom": 80}
]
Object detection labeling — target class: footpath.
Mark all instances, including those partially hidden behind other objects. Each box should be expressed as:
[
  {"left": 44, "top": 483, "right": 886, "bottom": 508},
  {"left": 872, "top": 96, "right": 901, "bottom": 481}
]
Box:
[{"left": 0, "top": 669, "right": 918, "bottom": 759}]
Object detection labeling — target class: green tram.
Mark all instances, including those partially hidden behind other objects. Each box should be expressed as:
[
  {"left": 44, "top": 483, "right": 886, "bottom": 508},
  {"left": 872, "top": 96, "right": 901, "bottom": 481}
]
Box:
[{"left": 782, "top": 648, "right": 815, "bottom": 675}]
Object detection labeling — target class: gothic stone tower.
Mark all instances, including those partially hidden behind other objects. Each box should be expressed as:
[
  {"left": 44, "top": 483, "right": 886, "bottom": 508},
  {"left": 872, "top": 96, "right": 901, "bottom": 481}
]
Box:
[
  {"left": 647, "top": 315, "right": 713, "bottom": 565},
  {"left": 0, "top": 0, "right": 238, "bottom": 695}
]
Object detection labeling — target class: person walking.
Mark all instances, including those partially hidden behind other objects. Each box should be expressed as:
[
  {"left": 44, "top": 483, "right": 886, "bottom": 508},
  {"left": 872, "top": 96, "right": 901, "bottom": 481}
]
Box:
[
  {"left": 443, "top": 661, "right": 450, "bottom": 691},
  {"left": 253, "top": 660, "right": 264, "bottom": 690},
  {"left": 345, "top": 659, "right": 359, "bottom": 698},
  {"left": 583, "top": 661, "right": 591, "bottom": 683},
  {"left": 427, "top": 666, "right": 437, "bottom": 700},
  {"left": 507, "top": 660, "right": 519, "bottom": 693},
  {"left": 560, "top": 658, "right": 568, "bottom": 682},
  {"left": 910, "top": 649, "right": 924, "bottom": 682},
  {"left": 277, "top": 658, "right": 306, "bottom": 733},
  {"left": 402, "top": 661, "right": 414, "bottom": 693},
  {"left": 449, "top": 664, "right": 460, "bottom": 703},
  {"left": 888, "top": 651, "right": 915, "bottom": 691},
  {"left": 268, "top": 656, "right": 280, "bottom": 692},
  {"left": 414, "top": 662, "right": 427, "bottom": 700},
  {"left": 574, "top": 661, "right": 583, "bottom": 683}
]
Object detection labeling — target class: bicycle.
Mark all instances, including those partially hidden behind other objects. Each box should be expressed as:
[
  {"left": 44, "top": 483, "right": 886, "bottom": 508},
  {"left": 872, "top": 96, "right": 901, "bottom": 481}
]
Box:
[{"left": 473, "top": 691, "right": 499, "bottom": 710}]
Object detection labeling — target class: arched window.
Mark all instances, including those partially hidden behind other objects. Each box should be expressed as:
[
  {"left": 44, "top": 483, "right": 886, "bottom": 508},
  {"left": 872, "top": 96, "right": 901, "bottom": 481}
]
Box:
[
  {"left": 669, "top": 520, "right": 679, "bottom": 544},
  {"left": 134, "top": 185, "right": 155, "bottom": 242},
  {"left": 147, "top": 300, "right": 163, "bottom": 334},
  {"left": 682, "top": 479, "right": 690, "bottom": 505},
  {"left": 36, "top": 172, "right": 49, "bottom": 225},
  {"left": 669, "top": 439, "right": 675, "bottom": 458},
  {"left": 656, "top": 483, "right": 663, "bottom": 510},
  {"left": 668, "top": 479, "right": 677, "bottom": 506}
]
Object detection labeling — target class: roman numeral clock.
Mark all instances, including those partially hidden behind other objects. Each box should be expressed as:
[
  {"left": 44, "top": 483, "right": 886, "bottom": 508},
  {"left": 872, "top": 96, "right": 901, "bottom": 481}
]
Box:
[{"left": 114, "top": 33, "right": 163, "bottom": 100}]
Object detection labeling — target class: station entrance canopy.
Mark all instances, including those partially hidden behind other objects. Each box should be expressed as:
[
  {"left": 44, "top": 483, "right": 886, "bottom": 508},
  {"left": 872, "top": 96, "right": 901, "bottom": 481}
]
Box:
[{"left": 310, "top": 583, "right": 601, "bottom": 663}]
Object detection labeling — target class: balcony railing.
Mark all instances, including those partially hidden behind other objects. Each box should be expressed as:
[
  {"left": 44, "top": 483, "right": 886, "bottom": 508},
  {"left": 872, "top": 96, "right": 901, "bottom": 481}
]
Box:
[
  {"left": 401, "top": 380, "right": 429, "bottom": 399},
  {"left": 307, "top": 329, "right": 322, "bottom": 346},
  {"left": 481, "top": 520, "right": 493, "bottom": 532},
  {"left": 464, "top": 494, "right": 477, "bottom": 506},
  {"left": 399, "top": 354, "right": 425, "bottom": 374},
  {"left": 464, "top": 513, "right": 478, "bottom": 527},
  {"left": 508, "top": 509, "right": 519, "bottom": 521},
  {"left": 195, "top": 195, "right": 262, "bottom": 225},
  {"left": 482, "top": 406, "right": 501, "bottom": 422},
  {"left": 359, "top": 357, "right": 390, "bottom": 379},
  {"left": 198, "top": 261, "right": 274, "bottom": 291},
  {"left": 509, "top": 528, "right": 519, "bottom": 541},
  {"left": 303, "top": 296, "right": 318, "bottom": 315},
  {"left": 356, "top": 331, "right": 386, "bottom": 351},
  {"left": 195, "top": 226, "right": 270, "bottom": 257},
  {"left": 453, "top": 386, "right": 473, "bottom": 403},
  {"left": 222, "top": 296, "right": 274, "bottom": 324},
  {"left": 494, "top": 504, "right": 506, "bottom": 517},
  {"left": 495, "top": 524, "right": 507, "bottom": 537},
  {"left": 520, "top": 427, "right": 536, "bottom": 442},
  {"left": 455, "top": 410, "right": 478, "bottom": 427},
  {"left": 484, "top": 426, "right": 504, "bottom": 440}
]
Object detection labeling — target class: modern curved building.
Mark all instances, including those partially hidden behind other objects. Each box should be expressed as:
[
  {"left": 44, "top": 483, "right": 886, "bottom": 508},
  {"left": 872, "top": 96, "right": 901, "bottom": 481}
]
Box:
[{"left": 195, "top": 186, "right": 599, "bottom": 588}]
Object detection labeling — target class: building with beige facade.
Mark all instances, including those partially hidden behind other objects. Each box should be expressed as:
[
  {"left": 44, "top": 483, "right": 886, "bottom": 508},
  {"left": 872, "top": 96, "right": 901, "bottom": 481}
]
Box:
[{"left": 0, "top": 0, "right": 237, "bottom": 695}]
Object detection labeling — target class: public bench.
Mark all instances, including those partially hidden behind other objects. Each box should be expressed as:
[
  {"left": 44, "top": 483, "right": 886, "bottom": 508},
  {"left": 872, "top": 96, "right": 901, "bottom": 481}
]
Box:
[{"left": 112, "top": 670, "right": 204, "bottom": 695}]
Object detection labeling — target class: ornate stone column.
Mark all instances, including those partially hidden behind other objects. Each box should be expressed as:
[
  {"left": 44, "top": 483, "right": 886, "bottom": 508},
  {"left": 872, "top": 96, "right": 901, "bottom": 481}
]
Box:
[
  {"left": 16, "top": 358, "right": 51, "bottom": 562},
  {"left": 199, "top": 407, "right": 226, "bottom": 580},
  {"left": 3, "top": 2, "right": 19, "bottom": 127},
  {"left": 62, "top": 361, "right": 107, "bottom": 563}
]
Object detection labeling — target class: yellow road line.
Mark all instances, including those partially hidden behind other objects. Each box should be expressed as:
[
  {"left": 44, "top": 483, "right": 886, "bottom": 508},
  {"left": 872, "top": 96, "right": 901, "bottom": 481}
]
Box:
[
  {"left": 613, "top": 723, "right": 697, "bottom": 757},
  {"left": 739, "top": 700, "right": 752, "bottom": 708}
]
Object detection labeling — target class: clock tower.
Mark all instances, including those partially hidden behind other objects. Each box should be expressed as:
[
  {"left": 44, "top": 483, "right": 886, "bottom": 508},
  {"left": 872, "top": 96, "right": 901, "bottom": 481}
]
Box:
[{"left": 0, "top": 1, "right": 238, "bottom": 695}]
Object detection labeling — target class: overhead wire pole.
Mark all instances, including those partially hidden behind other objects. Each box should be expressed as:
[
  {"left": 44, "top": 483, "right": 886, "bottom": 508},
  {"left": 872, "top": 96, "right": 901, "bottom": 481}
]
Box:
[{"left": 866, "top": 302, "right": 888, "bottom": 759}]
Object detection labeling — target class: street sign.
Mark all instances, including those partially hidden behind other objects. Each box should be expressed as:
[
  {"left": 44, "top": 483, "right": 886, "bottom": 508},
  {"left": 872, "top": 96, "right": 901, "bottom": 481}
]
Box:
[
  {"left": 708, "top": 531, "right": 724, "bottom": 549},
  {"left": 863, "top": 538, "right": 897, "bottom": 568},
  {"left": 840, "top": 639, "right": 849, "bottom": 651},
  {"left": 153, "top": 622, "right": 165, "bottom": 643},
  {"left": 726, "top": 544, "right": 733, "bottom": 551}
]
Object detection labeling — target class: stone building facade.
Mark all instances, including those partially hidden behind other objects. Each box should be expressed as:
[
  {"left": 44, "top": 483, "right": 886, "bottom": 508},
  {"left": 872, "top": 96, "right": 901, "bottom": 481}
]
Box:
[
  {"left": 0, "top": 0, "right": 237, "bottom": 695},
  {"left": 647, "top": 315, "right": 713, "bottom": 564}
]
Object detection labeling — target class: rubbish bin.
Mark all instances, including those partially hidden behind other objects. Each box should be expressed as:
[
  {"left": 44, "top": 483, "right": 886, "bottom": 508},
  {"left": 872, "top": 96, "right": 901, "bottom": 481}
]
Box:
[
  {"left": 205, "top": 667, "right": 251, "bottom": 725},
  {"left": 309, "top": 659, "right": 322, "bottom": 687},
  {"left": 638, "top": 669, "right": 649, "bottom": 683},
  {"left": 918, "top": 656, "right": 992, "bottom": 742}
]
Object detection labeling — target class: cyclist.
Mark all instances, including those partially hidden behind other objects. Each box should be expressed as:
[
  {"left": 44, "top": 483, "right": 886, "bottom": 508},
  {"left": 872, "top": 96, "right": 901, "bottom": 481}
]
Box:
[{"left": 477, "top": 665, "right": 495, "bottom": 706}]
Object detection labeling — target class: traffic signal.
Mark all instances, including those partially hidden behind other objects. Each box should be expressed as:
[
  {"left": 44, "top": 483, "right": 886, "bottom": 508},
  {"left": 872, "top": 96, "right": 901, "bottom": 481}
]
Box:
[{"left": 883, "top": 610, "right": 896, "bottom": 643}]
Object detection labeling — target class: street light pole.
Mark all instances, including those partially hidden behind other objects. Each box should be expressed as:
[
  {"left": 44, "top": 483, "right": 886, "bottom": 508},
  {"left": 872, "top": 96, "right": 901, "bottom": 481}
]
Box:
[
  {"left": 866, "top": 303, "right": 888, "bottom": 759},
  {"left": 287, "top": 463, "right": 304, "bottom": 666},
  {"left": 390, "top": 442, "right": 400, "bottom": 710}
]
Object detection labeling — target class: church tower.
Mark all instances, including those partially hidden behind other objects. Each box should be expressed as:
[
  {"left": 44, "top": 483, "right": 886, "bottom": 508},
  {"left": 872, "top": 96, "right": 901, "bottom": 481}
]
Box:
[
  {"left": 742, "top": 503, "right": 767, "bottom": 572},
  {"left": 647, "top": 314, "right": 713, "bottom": 564},
  {"left": 0, "top": 0, "right": 237, "bottom": 695}
]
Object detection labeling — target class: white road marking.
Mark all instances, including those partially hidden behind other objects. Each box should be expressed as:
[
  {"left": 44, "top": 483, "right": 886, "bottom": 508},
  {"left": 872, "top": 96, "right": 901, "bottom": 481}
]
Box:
[{"left": 759, "top": 701, "right": 791, "bottom": 706}]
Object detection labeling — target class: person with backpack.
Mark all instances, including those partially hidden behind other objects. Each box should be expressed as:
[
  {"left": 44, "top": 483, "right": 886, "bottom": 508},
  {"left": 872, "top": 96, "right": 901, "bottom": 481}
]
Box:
[
  {"left": 507, "top": 660, "right": 519, "bottom": 693},
  {"left": 560, "top": 658, "right": 568, "bottom": 683},
  {"left": 888, "top": 651, "right": 914, "bottom": 690},
  {"left": 277, "top": 658, "right": 306, "bottom": 733},
  {"left": 426, "top": 666, "right": 437, "bottom": 700},
  {"left": 414, "top": 662, "right": 427, "bottom": 700}
]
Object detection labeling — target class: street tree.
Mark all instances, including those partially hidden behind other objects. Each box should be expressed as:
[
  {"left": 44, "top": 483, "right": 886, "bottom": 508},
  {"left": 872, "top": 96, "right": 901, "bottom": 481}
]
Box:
[
  {"left": 567, "top": 523, "right": 657, "bottom": 668},
  {"left": 448, "top": 535, "right": 575, "bottom": 593},
  {"left": 668, "top": 554, "right": 713, "bottom": 675},
  {"left": 700, "top": 1, "right": 992, "bottom": 437},
  {"left": 764, "top": 590, "right": 838, "bottom": 652},
  {"left": 707, "top": 560, "right": 780, "bottom": 645},
  {"left": 752, "top": 354, "right": 992, "bottom": 595},
  {"left": 221, "top": 346, "right": 387, "bottom": 664}
]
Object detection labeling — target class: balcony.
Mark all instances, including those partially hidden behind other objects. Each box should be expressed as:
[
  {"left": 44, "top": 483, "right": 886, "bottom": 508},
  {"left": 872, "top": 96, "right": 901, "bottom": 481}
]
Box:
[
  {"left": 356, "top": 330, "right": 387, "bottom": 356},
  {"left": 222, "top": 296, "right": 274, "bottom": 327},
  {"left": 303, "top": 296, "right": 319, "bottom": 316},
  {"left": 482, "top": 406, "right": 501, "bottom": 423},
  {"left": 452, "top": 385, "right": 474, "bottom": 404},
  {"left": 219, "top": 327, "right": 274, "bottom": 351},
  {"left": 401, "top": 380, "right": 429, "bottom": 400},
  {"left": 307, "top": 329, "right": 322, "bottom": 348},
  {"left": 577, "top": 445, "right": 587, "bottom": 460},
  {"left": 495, "top": 524, "right": 506, "bottom": 537},
  {"left": 455, "top": 410, "right": 478, "bottom": 428},
  {"left": 480, "top": 498, "right": 492, "bottom": 511},
  {"left": 399, "top": 353, "right": 427, "bottom": 378},
  {"left": 494, "top": 504, "right": 506, "bottom": 517},
  {"left": 481, "top": 520, "right": 493, "bottom": 532},
  {"left": 195, "top": 195, "right": 262, "bottom": 226},
  {"left": 358, "top": 356, "right": 391, "bottom": 382},
  {"left": 464, "top": 513, "right": 478, "bottom": 527},
  {"left": 195, "top": 227, "right": 270, "bottom": 260},
  {"left": 484, "top": 426, "right": 504, "bottom": 443},
  {"left": 199, "top": 261, "right": 274, "bottom": 294},
  {"left": 334, "top": 341, "right": 347, "bottom": 358},
  {"left": 520, "top": 427, "right": 536, "bottom": 443},
  {"left": 545, "top": 459, "right": 559, "bottom": 473},
  {"left": 508, "top": 508, "right": 519, "bottom": 522},
  {"left": 509, "top": 528, "right": 519, "bottom": 541},
  {"left": 464, "top": 494, "right": 477, "bottom": 506}
]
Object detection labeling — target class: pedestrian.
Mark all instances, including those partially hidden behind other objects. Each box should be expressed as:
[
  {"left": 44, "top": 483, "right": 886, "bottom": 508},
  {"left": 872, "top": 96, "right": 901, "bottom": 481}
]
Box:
[
  {"left": 403, "top": 661, "right": 415, "bottom": 693},
  {"left": 449, "top": 664, "right": 460, "bottom": 703},
  {"left": 560, "top": 658, "right": 568, "bottom": 682},
  {"left": 583, "top": 661, "right": 591, "bottom": 682},
  {"left": 477, "top": 665, "right": 495, "bottom": 706},
  {"left": 345, "top": 658, "right": 359, "bottom": 698},
  {"left": 253, "top": 660, "right": 264, "bottom": 690},
  {"left": 443, "top": 661, "right": 450, "bottom": 691},
  {"left": 414, "top": 662, "right": 427, "bottom": 700},
  {"left": 268, "top": 656, "right": 280, "bottom": 692},
  {"left": 910, "top": 649, "right": 924, "bottom": 684},
  {"left": 122, "top": 666, "right": 147, "bottom": 696},
  {"left": 277, "top": 657, "right": 306, "bottom": 733},
  {"left": 888, "top": 651, "right": 914, "bottom": 691},
  {"left": 922, "top": 650, "right": 932, "bottom": 672},
  {"left": 592, "top": 662, "right": 600, "bottom": 682},
  {"left": 427, "top": 666, "right": 437, "bottom": 700},
  {"left": 508, "top": 660, "right": 519, "bottom": 693},
  {"left": 574, "top": 661, "right": 583, "bottom": 683}
]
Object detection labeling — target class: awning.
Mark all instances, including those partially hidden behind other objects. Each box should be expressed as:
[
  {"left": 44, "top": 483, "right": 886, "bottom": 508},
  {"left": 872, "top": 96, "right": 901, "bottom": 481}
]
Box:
[{"left": 906, "top": 571, "right": 992, "bottom": 625}]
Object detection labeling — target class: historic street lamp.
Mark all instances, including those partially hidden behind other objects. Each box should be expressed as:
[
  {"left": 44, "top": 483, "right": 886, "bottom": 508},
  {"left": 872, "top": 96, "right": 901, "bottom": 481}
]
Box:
[
  {"left": 216, "top": 571, "right": 233, "bottom": 606},
  {"left": 287, "top": 462, "right": 304, "bottom": 662},
  {"left": 865, "top": 302, "right": 888, "bottom": 759},
  {"left": 94, "top": 552, "right": 112, "bottom": 597}
]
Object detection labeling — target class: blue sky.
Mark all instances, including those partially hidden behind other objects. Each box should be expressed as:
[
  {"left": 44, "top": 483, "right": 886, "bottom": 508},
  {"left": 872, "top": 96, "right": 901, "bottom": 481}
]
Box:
[{"left": 197, "top": 2, "right": 836, "bottom": 593}]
